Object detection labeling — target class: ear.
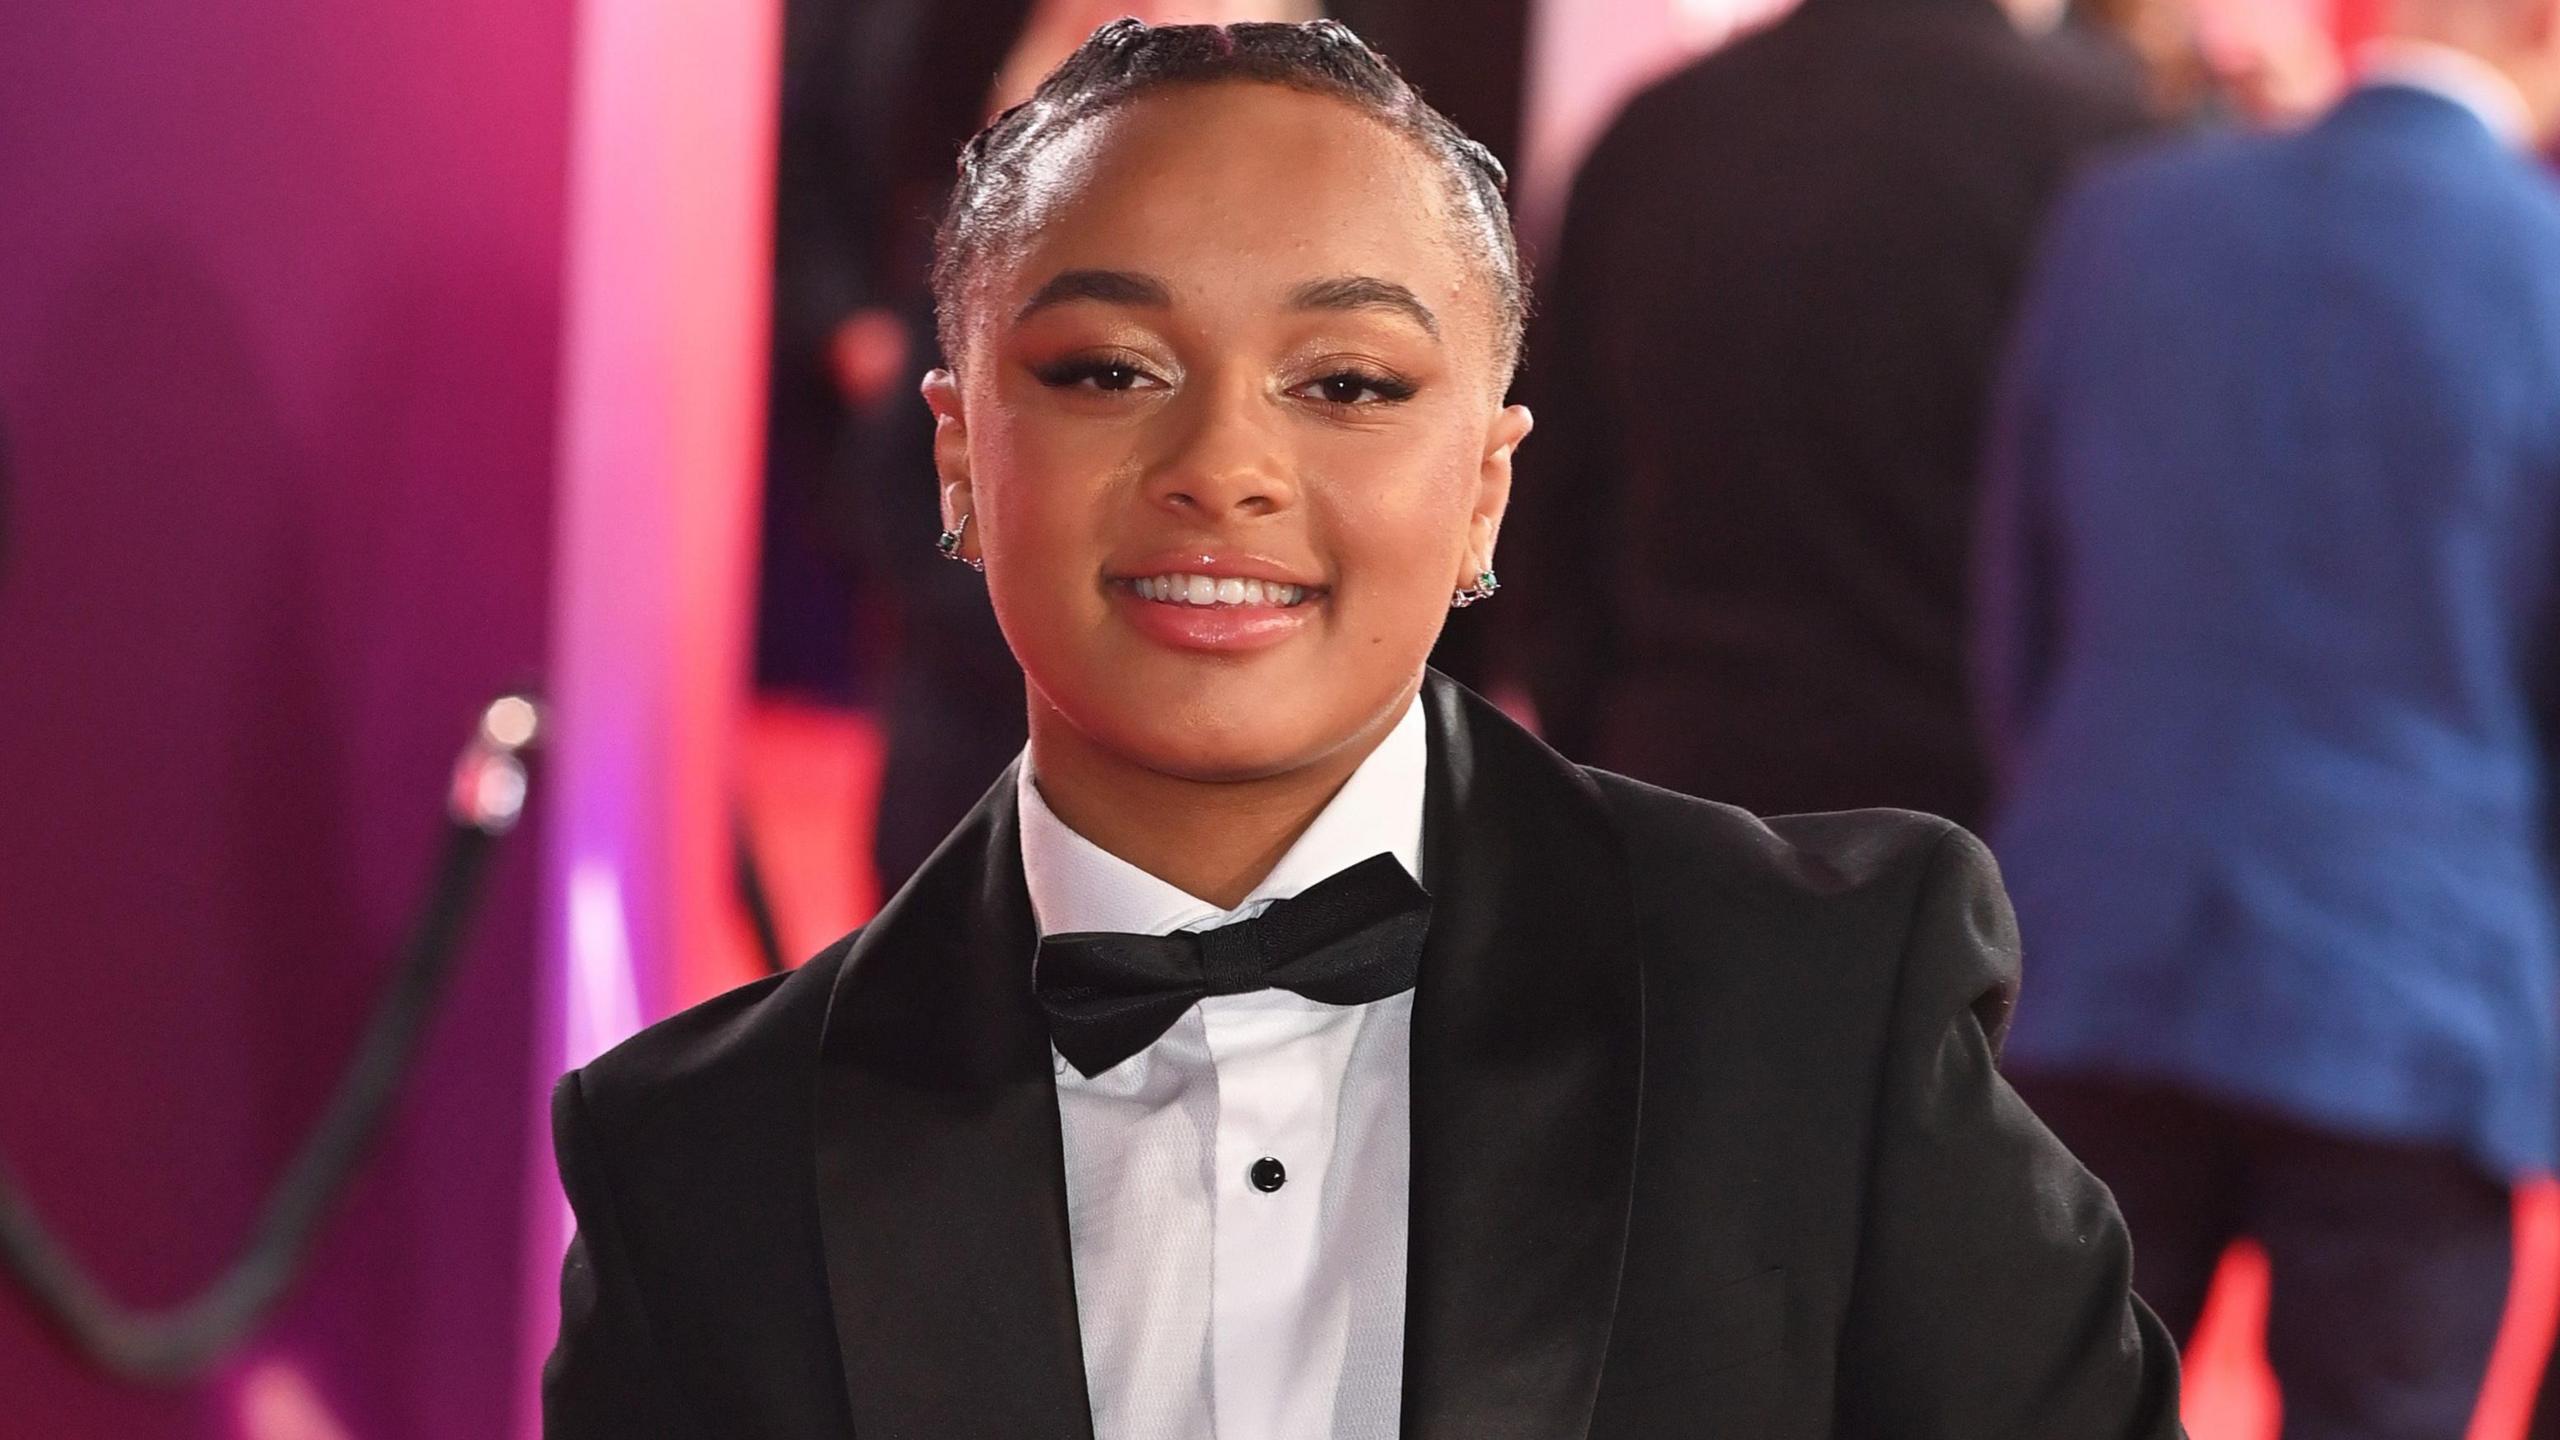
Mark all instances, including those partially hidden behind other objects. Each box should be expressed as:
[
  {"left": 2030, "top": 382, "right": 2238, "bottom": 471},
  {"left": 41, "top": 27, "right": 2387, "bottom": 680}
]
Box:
[
  {"left": 920, "top": 368, "right": 980, "bottom": 559},
  {"left": 1464, "top": 403, "right": 1533, "bottom": 582}
]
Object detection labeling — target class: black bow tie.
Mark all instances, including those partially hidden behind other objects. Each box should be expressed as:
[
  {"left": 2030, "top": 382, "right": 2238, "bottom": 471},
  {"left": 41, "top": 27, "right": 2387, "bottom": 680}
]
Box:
[{"left": 1034, "top": 853, "right": 1432, "bottom": 1078}]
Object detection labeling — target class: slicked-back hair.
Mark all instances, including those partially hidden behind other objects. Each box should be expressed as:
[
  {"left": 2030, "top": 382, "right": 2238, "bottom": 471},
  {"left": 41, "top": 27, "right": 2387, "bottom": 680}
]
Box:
[{"left": 930, "top": 18, "right": 1526, "bottom": 381}]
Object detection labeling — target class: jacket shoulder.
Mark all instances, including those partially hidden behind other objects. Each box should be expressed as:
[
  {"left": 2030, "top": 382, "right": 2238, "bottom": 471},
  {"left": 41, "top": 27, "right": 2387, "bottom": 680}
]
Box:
[
  {"left": 1584, "top": 767, "right": 2007, "bottom": 971},
  {"left": 1582, "top": 770, "right": 2021, "bottom": 1064},
  {"left": 567, "top": 931, "right": 858, "bottom": 1141},
  {"left": 1582, "top": 766, "right": 1970, "bottom": 905}
]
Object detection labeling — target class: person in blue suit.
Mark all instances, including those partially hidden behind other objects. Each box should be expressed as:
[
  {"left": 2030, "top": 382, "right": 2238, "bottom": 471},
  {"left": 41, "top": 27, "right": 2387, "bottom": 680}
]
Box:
[{"left": 1975, "top": 2, "right": 2560, "bottom": 1432}]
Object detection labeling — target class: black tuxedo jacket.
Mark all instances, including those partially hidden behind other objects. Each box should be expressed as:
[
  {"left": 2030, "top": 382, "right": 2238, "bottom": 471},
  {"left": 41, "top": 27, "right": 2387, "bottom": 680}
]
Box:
[{"left": 545, "top": 676, "right": 2182, "bottom": 1437}]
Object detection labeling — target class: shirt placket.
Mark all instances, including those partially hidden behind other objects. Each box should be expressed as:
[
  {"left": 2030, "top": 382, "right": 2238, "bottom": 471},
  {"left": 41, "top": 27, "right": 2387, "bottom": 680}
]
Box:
[{"left": 1199, "top": 993, "right": 1346, "bottom": 1440}]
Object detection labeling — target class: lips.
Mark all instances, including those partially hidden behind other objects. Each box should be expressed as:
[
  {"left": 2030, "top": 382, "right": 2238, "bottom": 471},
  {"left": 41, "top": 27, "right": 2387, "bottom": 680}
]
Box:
[{"left": 1105, "top": 554, "right": 1327, "bottom": 655}]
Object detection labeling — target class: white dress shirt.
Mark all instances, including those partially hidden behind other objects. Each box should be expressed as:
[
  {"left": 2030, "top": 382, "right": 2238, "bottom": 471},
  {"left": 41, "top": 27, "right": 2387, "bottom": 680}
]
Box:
[
  {"left": 2359, "top": 38, "right": 2536, "bottom": 150},
  {"left": 1017, "top": 699, "right": 1426, "bottom": 1440}
]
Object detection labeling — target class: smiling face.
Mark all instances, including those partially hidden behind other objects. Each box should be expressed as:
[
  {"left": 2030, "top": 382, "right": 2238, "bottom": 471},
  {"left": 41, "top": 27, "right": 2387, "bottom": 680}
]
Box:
[{"left": 925, "top": 80, "right": 1532, "bottom": 786}]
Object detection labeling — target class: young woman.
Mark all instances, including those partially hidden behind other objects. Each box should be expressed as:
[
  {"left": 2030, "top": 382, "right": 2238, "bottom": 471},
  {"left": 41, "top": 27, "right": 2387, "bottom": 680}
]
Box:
[{"left": 546, "top": 21, "right": 2182, "bottom": 1439}]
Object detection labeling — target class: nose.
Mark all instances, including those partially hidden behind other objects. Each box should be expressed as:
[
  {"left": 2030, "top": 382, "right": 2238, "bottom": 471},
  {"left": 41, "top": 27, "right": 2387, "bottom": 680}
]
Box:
[{"left": 1144, "top": 377, "right": 1295, "bottom": 520}]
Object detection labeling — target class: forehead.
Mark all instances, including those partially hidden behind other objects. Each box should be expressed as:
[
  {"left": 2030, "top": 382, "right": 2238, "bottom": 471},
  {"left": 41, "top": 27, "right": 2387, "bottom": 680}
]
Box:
[{"left": 998, "top": 82, "right": 1487, "bottom": 331}]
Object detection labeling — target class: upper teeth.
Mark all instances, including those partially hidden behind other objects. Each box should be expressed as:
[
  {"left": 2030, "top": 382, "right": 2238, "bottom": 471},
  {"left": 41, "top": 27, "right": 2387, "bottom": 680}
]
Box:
[{"left": 1132, "top": 574, "right": 1309, "bottom": 607}]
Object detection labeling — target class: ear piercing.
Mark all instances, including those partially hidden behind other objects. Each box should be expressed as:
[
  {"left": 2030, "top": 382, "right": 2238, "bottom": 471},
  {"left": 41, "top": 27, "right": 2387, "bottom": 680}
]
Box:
[
  {"left": 934, "top": 514, "right": 985, "bottom": 572},
  {"left": 1451, "top": 569, "right": 1500, "bottom": 608}
]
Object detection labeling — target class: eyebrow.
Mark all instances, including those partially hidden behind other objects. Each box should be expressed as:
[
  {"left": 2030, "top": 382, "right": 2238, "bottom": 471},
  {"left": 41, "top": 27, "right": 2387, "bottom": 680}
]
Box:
[
  {"left": 1013, "top": 269, "right": 1171, "bottom": 323},
  {"left": 1287, "top": 276, "right": 1439, "bottom": 339},
  {"left": 1010, "top": 268, "right": 1441, "bottom": 340}
]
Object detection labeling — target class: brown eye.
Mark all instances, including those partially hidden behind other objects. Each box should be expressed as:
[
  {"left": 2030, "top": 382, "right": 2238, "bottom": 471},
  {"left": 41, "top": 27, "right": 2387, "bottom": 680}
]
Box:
[
  {"left": 1293, "top": 369, "right": 1419, "bottom": 408},
  {"left": 1032, "top": 357, "right": 1165, "bottom": 393}
]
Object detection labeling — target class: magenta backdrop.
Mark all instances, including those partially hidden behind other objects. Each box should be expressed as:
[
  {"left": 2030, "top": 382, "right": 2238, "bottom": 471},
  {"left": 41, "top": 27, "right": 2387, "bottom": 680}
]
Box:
[{"left": 0, "top": 3, "right": 573, "bottom": 1436}]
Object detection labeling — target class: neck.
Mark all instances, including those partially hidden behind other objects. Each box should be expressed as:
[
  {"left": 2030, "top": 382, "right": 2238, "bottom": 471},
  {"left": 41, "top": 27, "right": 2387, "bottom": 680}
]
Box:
[
  {"left": 2371, "top": 26, "right": 2557, "bottom": 140},
  {"left": 1022, "top": 685, "right": 1416, "bottom": 910},
  {"left": 1996, "top": 0, "right": 2066, "bottom": 33}
]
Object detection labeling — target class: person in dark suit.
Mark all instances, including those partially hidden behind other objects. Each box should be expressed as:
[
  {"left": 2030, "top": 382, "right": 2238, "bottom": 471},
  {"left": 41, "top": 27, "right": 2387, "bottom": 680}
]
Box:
[
  {"left": 758, "top": 0, "right": 901, "bottom": 703},
  {"left": 1506, "top": 0, "right": 2150, "bottom": 830},
  {"left": 1976, "top": 3, "right": 2560, "bottom": 1432},
  {"left": 546, "top": 22, "right": 2182, "bottom": 1437},
  {"left": 764, "top": 0, "right": 1038, "bottom": 887}
]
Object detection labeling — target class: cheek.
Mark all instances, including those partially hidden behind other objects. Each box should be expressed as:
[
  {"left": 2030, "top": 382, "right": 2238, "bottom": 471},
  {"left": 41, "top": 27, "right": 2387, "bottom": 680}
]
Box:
[
  {"left": 1311, "top": 431, "right": 1481, "bottom": 606},
  {"left": 962, "top": 411, "right": 1129, "bottom": 681},
  {"left": 970, "top": 407, "right": 1126, "bottom": 560}
]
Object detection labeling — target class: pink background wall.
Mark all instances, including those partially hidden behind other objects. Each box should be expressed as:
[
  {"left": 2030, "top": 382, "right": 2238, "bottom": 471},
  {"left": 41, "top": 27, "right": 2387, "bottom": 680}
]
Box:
[
  {"left": 524, "top": 0, "right": 780, "bottom": 1425},
  {"left": 0, "top": 3, "right": 573, "bottom": 1435}
]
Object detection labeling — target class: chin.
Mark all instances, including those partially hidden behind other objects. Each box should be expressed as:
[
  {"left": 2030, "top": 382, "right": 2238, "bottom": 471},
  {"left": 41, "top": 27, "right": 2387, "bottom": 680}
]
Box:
[
  {"left": 1084, "top": 685, "right": 1345, "bottom": 783},
  {"left": 1011, "top": 592, "right": 1435, "bottom": 783},
  {"left": 1035, "top": 647, "right": 1403, "bottom": 784}
]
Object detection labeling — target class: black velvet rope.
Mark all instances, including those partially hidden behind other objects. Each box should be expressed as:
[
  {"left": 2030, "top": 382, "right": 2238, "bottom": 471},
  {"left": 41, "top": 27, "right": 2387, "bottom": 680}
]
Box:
[{"left": 0, "top": 694, "right": 538, "bottom": 1384}]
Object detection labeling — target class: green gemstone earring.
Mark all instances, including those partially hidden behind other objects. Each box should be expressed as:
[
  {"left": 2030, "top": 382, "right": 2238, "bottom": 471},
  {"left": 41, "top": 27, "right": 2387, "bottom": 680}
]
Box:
[
  {"left": 1450, "top": 569, "right": 1500, "bottom": 608},
  {"left": 934, "top": 513, "right": 984, "bottom": 572}
]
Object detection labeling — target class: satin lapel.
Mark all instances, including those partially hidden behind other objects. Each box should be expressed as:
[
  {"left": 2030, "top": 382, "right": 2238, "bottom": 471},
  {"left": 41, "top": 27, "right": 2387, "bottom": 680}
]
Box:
[
  {"left": 813, "top": 767, "right": 1095, "bottom": 1438},
  {"left": 1401, "top": 675, "right": 1644, "bottom": 1439}
]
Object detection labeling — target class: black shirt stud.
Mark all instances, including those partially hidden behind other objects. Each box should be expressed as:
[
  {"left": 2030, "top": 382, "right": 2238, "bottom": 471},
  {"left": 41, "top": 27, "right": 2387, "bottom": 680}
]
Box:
[{"left": 1249, "top": 1156, "right": 1287, "bottom": 1193}]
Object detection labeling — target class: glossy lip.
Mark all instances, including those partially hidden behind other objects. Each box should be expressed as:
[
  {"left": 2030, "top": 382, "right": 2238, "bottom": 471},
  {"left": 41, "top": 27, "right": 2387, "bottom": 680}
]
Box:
[
  {"left": 1105, "top": 549, "right": 1329, "bottom": 655},
  {"left": 1104, "top": 549, "right": 1327, "bottom": 590}
]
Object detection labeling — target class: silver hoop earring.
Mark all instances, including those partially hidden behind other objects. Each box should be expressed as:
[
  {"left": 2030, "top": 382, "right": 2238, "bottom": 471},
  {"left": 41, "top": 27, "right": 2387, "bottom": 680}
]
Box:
[
  {"left": 1450, "top": 569, "right": 1500, "bottom": 608},
  {"left": 934, "top": 513, "right": 985, "bottom": 572}
]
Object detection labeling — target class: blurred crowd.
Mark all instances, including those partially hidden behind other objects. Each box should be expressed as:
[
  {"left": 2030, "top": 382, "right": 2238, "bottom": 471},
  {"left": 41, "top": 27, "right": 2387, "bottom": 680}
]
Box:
[{"left": 753, "top": 0, "right": 2560, "bottom": 1435}]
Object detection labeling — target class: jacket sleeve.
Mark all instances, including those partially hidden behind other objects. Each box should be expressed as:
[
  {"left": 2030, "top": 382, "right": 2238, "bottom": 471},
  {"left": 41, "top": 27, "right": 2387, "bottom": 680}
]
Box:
[
  {"left": 1835, "top": 824, "right": 2185, "bottom": 1440},
  {"left": 542, "top": 1070, "right": 710, "bottom": 1440}
]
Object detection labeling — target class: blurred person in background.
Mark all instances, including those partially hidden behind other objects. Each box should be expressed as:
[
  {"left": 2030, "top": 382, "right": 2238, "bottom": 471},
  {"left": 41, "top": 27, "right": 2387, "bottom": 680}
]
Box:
[
  {"left": 1976, "top": 0, "right": 2560, "bottom": 1430},
  {"left": 761, "top": 0, "right": 970, "bottom": 704},
  {"left": 762, "top": 0, "right": 1037, "bottom": 897},
  {"left": 2061, "top": 0, "right": 2218, "bottom": 114},
  {"left": 1504, "top": 0, "right": 2152, "bottom": 831},
  {"left": 2063, "top": 0, "right": 2343, "bottom": 125}
]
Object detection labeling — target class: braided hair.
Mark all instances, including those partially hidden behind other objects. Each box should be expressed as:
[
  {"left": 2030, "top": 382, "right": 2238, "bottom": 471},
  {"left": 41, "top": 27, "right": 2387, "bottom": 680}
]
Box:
[{"left": 930, "top": 19, "right": 1526, "bottom": 379}]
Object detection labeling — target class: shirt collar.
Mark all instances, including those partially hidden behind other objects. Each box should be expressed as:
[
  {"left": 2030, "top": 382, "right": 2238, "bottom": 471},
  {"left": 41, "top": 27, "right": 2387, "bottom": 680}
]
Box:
[
  {"left": 1017, "top": 695, "right": 1428, "bottom": 940},
  {"left": 2358, "top": 38, "right": 2536, "bottom": 150}
]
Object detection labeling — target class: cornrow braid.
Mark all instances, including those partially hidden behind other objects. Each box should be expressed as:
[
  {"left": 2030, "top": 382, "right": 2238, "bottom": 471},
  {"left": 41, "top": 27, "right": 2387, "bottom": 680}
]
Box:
[{"left": 931, "top": 18, "right": 1526, "bottom": 380}]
